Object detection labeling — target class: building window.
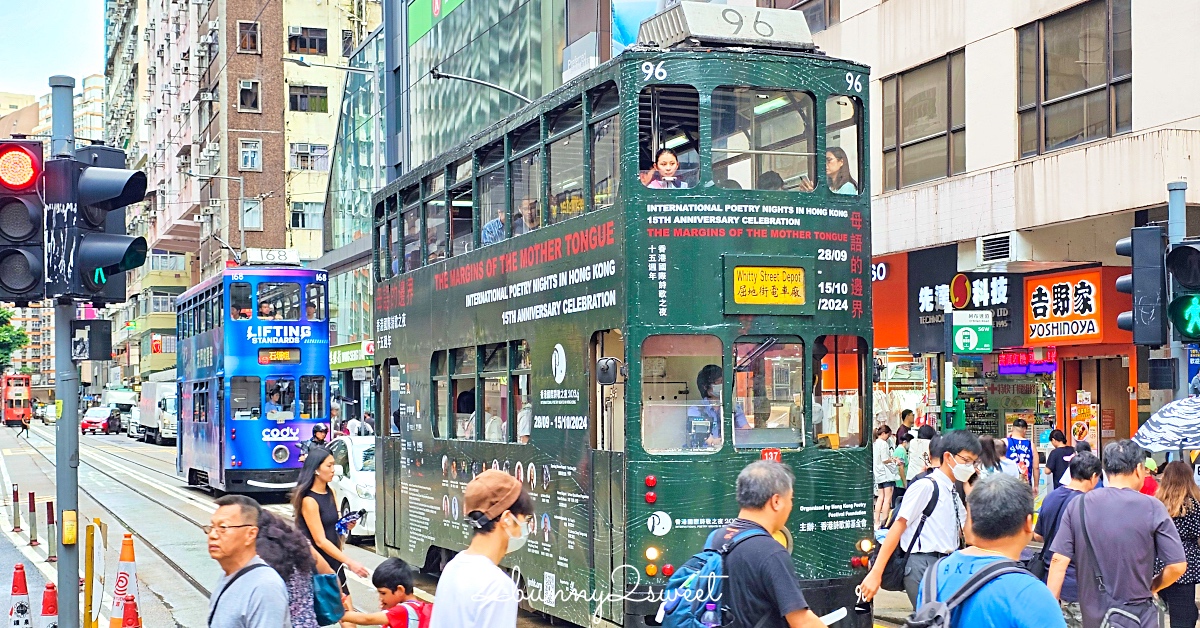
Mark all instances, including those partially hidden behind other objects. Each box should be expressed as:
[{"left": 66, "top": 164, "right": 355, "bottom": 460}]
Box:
[
  {"left": 289, "top": 86, "right": 328, "bottom": 113},
  {"left": 288, "top": 27, "right": 328, "bottom": 56},
  {"left": 238, "top": 139, "right": 262, "bottom": 171},
  {"left": 237, "top": 22, "right": 259, "bottom": 53},
  {"left": 342, "top": 30, "right": 354, "bottom": 57},
  {"left": 237, "top": 80, "right": 260, "bottom": 112},
  {"left": 757, "top": 0, "right": 839, "bottom": 34},
  {"left": 242, "top": 198, "right": 263, "bottom": 230},
  {"left": 291, "top": 202, "right": 323, "bottom": 229},
  {"left": 1018, "top": 0, "right": 1130, "bottom": 157},
  {"left": 290, "top": 143, "right": 330, "bottom": 171},
  {"left": 880, "top": 51, "right": 965, "bottom": 190}
]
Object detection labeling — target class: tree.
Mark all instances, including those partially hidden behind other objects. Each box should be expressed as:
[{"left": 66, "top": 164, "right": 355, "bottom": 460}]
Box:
[{"left": 0, "top": 308, "right": 30, "bottom": 370}]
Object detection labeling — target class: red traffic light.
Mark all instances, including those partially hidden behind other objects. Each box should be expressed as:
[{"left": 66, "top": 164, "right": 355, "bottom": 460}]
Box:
[{"left": 0, "top": 144, "right": 39, "bottom": 190}]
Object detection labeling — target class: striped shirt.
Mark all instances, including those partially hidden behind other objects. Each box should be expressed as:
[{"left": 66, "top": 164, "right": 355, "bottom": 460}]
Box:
[{"left": 480, "top": 218, "right": 505, "bottom": 245}]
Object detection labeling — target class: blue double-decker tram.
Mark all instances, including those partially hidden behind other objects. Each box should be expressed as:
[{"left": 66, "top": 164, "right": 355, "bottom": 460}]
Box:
[{"left": 176, "top": 264, "right": 332, "bottom": 493}]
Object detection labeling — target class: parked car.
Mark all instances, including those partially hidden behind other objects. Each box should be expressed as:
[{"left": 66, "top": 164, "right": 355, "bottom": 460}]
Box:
[
  {"left": 126, "top": 407, "right": 143, "bottom": 439},
  {"left": 81, "top": 407, "right": 121, "bottom": 435},
  {"left": 328, "top": 435, "right": 375, "bottom": 540},
  {"left": 36, "top": 405, "right": 57, "bottom": 425}
]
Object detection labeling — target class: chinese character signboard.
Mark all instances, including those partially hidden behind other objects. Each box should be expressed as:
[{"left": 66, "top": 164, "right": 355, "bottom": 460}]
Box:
[
  {"left": 1024, "top": 268, "right": 1130, "bottom": 346},
  {"left": 905, "top": 245, "right": 1025, "bottom": 354}
]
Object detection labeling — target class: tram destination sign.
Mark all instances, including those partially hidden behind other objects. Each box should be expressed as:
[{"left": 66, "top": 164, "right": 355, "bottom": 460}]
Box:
[{"left": 952, "top": 310, "right": 993, "bottom": 354}]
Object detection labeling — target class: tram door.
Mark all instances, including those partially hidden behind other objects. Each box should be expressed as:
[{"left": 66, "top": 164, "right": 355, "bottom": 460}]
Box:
[{"left": 590, "top": 330, "right": 625, "bottom": 622}]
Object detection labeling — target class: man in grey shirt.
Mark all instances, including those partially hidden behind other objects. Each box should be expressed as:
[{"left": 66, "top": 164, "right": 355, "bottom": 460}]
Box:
[
  {"left": 206, "top": 495, "right": 290, "bottom": 628},
  {"left": 1048, "top": 440, "right": 1186, "bottom": 628}
]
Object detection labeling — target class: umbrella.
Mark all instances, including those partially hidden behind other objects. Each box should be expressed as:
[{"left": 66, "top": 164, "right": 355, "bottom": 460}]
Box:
[{"left": 1133, "top": 396, "right": 1200, "bottom": 452}]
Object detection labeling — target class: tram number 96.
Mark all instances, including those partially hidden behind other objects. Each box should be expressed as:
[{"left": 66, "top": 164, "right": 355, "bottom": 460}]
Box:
[
  {"left": 818, "top": 282, "right": 848, "bottom": 295},
  {"left": 818, "top": 298, "right": 849, "bottom": 311},
  {"left": 817, "top": 248, "right": 848, "bottom": 262}
]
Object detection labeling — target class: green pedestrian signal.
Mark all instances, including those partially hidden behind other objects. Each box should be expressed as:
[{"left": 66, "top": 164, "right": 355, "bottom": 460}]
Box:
[
  {"left": 92, "top": 268, "right": 106, "bottom": 286},
  {"left": 1168, "top": 294, "right": 1200, "bottom": 340}
]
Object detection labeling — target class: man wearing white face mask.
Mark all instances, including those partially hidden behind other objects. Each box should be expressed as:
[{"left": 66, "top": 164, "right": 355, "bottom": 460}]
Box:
[
  {"left": 861, "top": 429, "right": 982, "bottom": 607},
  {"left": 431, "top": 470, "right": 534, "bottom": 628}
]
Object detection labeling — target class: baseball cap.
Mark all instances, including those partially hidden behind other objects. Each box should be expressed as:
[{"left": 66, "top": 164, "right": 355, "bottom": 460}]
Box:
[
  {"left": 465, "top": 470, "right": 522, "bottom": 522},
  {"left": 1144, "top": 457, "right": 1158, "bottom": 472}
]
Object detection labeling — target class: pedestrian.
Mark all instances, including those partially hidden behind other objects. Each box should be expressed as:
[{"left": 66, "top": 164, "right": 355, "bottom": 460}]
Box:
[
  {"left": 17, "top": 412, "right": 29, "bottom": 438},
  {"left": 861, "top": 429, "right": 981, "bottom": 606},
  {"left": 298, "top": 424, "right": 329, "bottom": 463},
  {"left": 1140, "top": 457, "right": 1159, "bottom": 496},
  {"left": 363, "top": 411, "right": 375, "bottom": 435},
  {"left": 429, "top": 470, "right": 533, "bottom": 627},
  {"left": 1005, "top": 418, "right": 1035, "bottom": 485},
  {"left": 703, "top": 461, "right": 824, "bottom": 628},
  {"left": 1045, "top": 430, "right": 1074, "bottom": 490},
  {"left": 911, "top": 474, "right": 1066, "bottom": 627},
  {"left": 291, "top": 447, "right": 370, "bottom": 595},
  {"left": 893, "top": 433, "right": 912, "bottom": 509},
  {"left": 338, "top": 558, "right": 431, "bottom": 628},
  {"left": 1047, "top": 440, "right": 1187, "bottom": 628},
  {"left": 1034, "top": 451, "right": 1102, "bottom": 627},
  {"left": 346, "top": 414, "right": 364, "bottom": 437},
  {"left": 994, "top": 438, "right": 1021, "bottom": 477},
  {"left": 874, "top": 425, "right": 900, "bottom": 528},
  {"left": 977, "top": 435, "right": 1004, "bottom": 477},
  {"left": 1153, "top": 461, "right": 1200, "bottom": 628},
  {"left": 906, "top": 424, "right": 936, "bottom": 484},
  {"left": 896, "top": 409, "right": 915, "bottom": 443},
  {"left": 256, "top": 510, "right": 334, "bottom": 628},
  {"left": 205, "top": 495, "right": 290, "bottom": 628}
]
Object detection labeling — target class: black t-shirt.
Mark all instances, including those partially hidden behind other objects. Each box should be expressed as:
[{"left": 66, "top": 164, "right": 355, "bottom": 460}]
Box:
[
  {"left": 1046, "top": 446, "right": 1074, "bottom": 489},
  {"left": 716, "top": 519, "right": 809, "bottom": 628}
]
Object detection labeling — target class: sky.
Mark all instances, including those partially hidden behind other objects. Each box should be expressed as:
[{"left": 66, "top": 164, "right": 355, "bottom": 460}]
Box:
[{"left": 0, "top": 0, "right": 105, "bottom": 97}]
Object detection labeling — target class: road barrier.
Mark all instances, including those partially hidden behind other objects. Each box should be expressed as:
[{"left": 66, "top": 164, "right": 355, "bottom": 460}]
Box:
[
  {"left": 109, "top": 534, "right": 140, "bottom": 628},
  {"left": 46, "top": 501, "right": 56, "bottom": 562},
  {"left": 119, "top": 594, "right": 139, "bottom": 628},
  {"left": 27, "top": 492, "right": 38, "bottom": 547},
  {"left": 8, "top": 564, "right": 32, "bottom": 625},
  {"left": 11, "top": 484, "right": 21, "bottom": 532}
]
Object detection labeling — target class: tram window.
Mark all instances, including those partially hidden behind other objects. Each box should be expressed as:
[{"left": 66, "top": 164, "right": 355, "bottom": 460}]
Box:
[
  {"left": 214, "top": 293, "right": 223, "bottom": 323},
  {"left": 298, "top": 376, "right": 326, "bottom": 419},
  {"left": 194, "top": 383, "right": 207, "bottom": 422},
  {"left": 449, "top": 186, "right": 473, "bottom": 256},
  {"left": 432, "top": 351, "right": 450, "bottom": 438},
  {"left": 402, "top": 206, "right": 421, "bottom": 272},
  {"left": 711, "top": 87, "right": 815, "bottom": 191},
  {"left": 825, "top": 95, "right": 861, "bottom": 195},
  {"left": 638, "top": 85, "right": 699, "bottom": 189},
  {"left": 375, "top": 200, "right": 389, "bottom": 280},
  {"left": 733, "top": 340, "right": 805, "bottom": 449},
  {"left": 549, "top": 131, "right": 584, "bottom": 224},
  {"left": 640, "top": 334, "right": 723, "bottom": 454},
  {"left": 511, "top": 122, "right": 540, "bottom": 154},
  {"left": 452, "top": 378, "right": 477, "bottom": 440},
  {"left": 813, "top": 335, "right": 868, "bottom": 449},
  {"left": 265, "top": 377, "right": 296, "bottom": 420},
  {"left": 425, "top": 198, "right": 448, "bottom": 264},
  {"left": 450, "top": 158, "right": 472, "bottom": 186},
  {"left": 305, "top": 283, "right": 326, "bottom": 321},
  {"left": 478, "top": 171, "right": 506, "bottom": 247},
  {"left": 481, "top": 376, "right": 506, "bottom": 442},
  {"left": 592, "top": 115, "right": 619, "bottom": 211},
  {"left": 230, "top": 376, "right": 260, "bottom": 420},
  {"left": 514, "top": 340, "right": 530, "bottom": 370},
  {"left": 452, "top": 346, "right": 476, "bottom": 374},
  {"left": 230, "top": 283, "right": 252, "bottom": 320},
  {"left": 513, "top": 341, "right": 532, "bottom": 444},
  {"left": 482, "top": 343, "right": 507, "bottom": 371},
  {"left": 259, "top": 283, "right": 300, "bottom": 320},
  {"left": 479, "top": 139, "right": 504, "bottom": 171},
  {"left": 548, "top": 99, "right": 583, "bottom": 136},
  {"left": 511, "top": 152, "right": 541, "bottom": 236},
  {"left": 589, "top": 81, "right": 619, "bottom": 117}
]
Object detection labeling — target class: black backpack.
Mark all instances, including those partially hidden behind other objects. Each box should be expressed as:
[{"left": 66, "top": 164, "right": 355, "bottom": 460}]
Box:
[{"left": 905, "top": 557, "right": 1027, "bottom": 628}]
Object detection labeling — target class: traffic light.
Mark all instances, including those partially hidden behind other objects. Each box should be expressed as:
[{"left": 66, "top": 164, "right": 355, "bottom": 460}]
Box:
[
  {"left": 0, "top": 140, "right": 45, "bottom": 304},
  {"left": 1115, "top": 226, "right": 1168, "bottom": 346},
  {"left": 1167, "top": 241, "right": 1200, "bottom": 341},
  {"left": 44, "top": 147, "right": 147, "bottom": 303}
]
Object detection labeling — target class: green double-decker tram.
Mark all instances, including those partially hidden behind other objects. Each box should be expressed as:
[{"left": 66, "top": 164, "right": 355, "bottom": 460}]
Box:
[{"left": 373, "top": 5, "right": 875, "bottom": 626}]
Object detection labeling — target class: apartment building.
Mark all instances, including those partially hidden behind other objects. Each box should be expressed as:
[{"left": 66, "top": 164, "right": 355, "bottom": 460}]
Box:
[
  {"left": 0, "top": 92, "right": 37, "bottom": 138},
  {"left": 32, "top": 75, "right": 106, "bottom": 144}
]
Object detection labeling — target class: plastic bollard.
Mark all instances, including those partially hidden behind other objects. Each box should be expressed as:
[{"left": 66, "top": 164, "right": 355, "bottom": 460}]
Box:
[
  {"left": 10, "top": 484, "right": 20, "bottom": 533},
  {"left": 27, "top": 491, "right": 38, "bottom": 546}
]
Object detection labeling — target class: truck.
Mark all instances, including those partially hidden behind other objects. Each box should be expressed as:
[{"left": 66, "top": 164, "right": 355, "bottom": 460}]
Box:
[
  {"left": 100, "top": 388, "right": 138, "bottom": 434},
  {"left": 138, "top": 382, "right": 177, "bottom": 445}
]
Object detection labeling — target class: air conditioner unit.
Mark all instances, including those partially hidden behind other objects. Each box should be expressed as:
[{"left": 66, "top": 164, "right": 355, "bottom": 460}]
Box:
[
  {"left": 143, "top": 32, "right": 151, "bottom": 42},
  {"left": 148, "top": 19, "right": 156, "bottom": 30},
  {"left": 205, "top": 142, "right": 219, "bottom": 154},
  {"left": 146, "top": 66, "right": 156, "bottom": 76},
  {"left": 180, "top": 102, "right": 191, "bottom": 114},
  {"left": 122, "top": 53, "right": 133, "bottom": 62},
  {"left": 239, "top": 79, "right": 255, "bottom": 91},
  {"left": 156, "top": 142, "right": 166, "bottom": 151},
  {"left": 180, "top": 50, "right": 189, "bottom": 60},
  {"left": 288, "top": 26, "right": 303, "bottom": 37},
  {"left": 208, "top": 20, "right": 219, "bottom": 31},
  {"left": 144, "top": 114, "right": 155, "bottom": 124},
  {"left": 199, "top": 91, "right": 215, "bottom": 101},
  {"left": 294, "top": 143, "right": 311, "bottom": 154},
  {"left": 156, "top": 48, "right": 164, "bottom": 58},
  {"left": 173, "top": 114, "right": 181, "bottom": 122},
  {"left": 172, "top": 63, "right": 181, "bottom": 73},
  {"left": 975, "top": 231, "right": 1034, "bottom": 266}
]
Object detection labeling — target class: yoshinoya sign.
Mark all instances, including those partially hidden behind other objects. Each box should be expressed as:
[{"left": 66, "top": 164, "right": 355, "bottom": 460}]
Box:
[
  {"left": 1024, "top": 269, "right": 1104, "bottom": 345},
  {"left": 906, "top": 245, "right": 1025, "bottom": 354}
]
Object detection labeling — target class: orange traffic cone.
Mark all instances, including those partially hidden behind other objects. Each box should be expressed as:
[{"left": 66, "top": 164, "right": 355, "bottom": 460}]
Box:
[
  {"left": 7, "top": 564, "right": 32, "bottom": 627},
  {"left": 120, "top": 594, "right": 139, "bottom": 628},
  {"left": 40, "top": 583, "right": 57, "bottom": 628},
  {"left": 108, "top": 534, "right": 141, "bottom": 628}
]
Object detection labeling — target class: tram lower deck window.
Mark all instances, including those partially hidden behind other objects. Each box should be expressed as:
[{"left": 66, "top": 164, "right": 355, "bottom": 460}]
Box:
[
  {"left": 230, "top": 376, "right": 260, "bottom": 419},
  {"left": 814, "top": 335, "right": 868, "bottom": 448},
  {"left": 641, "top": 334, "right": 723, "bottom": 454},
  {"left": 733, "top": 339, "right": 806, "bottom": 449}
]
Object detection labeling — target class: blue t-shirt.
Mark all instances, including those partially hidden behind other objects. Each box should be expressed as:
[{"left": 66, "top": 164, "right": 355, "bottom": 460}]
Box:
[
  {"left": 1006, "top": 436, "right": 1034, "bottom": 481},
  {"left": 1034, "top": 485, "right": 1082, "bottom": 601},
  {"left": 916, "top": 553, "right": 1066, "bottom": 628}
]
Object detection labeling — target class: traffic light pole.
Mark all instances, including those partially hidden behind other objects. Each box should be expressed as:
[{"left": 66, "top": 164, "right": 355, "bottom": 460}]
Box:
[
  {"left": 49, "top": 75, "right": 81, "bottom": 628},
  {"left": 1169, "top": 181, "right": 1190, "bottom": 401}
]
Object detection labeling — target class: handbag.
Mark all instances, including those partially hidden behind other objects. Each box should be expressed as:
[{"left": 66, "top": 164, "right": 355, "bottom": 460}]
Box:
[
  {"left": 1079, "top": 493, "right": 1162, "bottom": 628},
  {"left": 313, "top": 566, "right": 346, "bottom": 626},
  {"left": 874, "top": 477, "right": 939, "bottom": 591}
]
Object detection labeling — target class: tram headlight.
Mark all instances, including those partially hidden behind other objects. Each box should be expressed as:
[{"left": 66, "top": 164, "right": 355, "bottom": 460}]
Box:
[
  {"left": 857, "top": 538, "right": 875, "bottom": 554},
  {"left": 645, "top": 547, "right": 660, "bottom": 561},
  {"left": 357, "top": 484, "right": 375, "bottom": 500}
]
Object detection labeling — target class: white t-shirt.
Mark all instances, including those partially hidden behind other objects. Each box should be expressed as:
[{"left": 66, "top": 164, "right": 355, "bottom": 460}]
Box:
[
  {"left": 896, "top": 469, "right": 966, "bottom": 555},
  {"left": 873, "top": 439, "right": 899, "bottom": 483},
  {"left": 906, "top": 439, "right": 932, "bottom": 481},
  {"left": 517, "top": 406, "right": 532, "bottom": 441},
  {"left": 429, "top": 552, "right": 518, "bottom": 628},
  {"left": 998, "top": 457, "right": 1021, "bottom": 477}
]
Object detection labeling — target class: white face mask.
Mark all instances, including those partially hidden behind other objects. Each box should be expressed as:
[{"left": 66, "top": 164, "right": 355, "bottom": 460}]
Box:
[
  {"left": 950, "top": 457, "right": 977, "bottom": 483},
  {"left": 505, "top": 515, "right": 529, "bottom": 554}
]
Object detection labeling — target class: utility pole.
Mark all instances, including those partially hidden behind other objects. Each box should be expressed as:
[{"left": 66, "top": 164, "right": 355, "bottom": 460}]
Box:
[{"left": 1168, "top": 181, "right": 1190, "bottom": 401}]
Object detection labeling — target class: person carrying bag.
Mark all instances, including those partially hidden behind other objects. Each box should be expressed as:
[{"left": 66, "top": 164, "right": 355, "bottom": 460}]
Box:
[
  {"left": 1079, "top": 494, "right": 1167, "bottom": 628},
  {"left": 873, "top": 477, "right": 939, "bottom": 591}
]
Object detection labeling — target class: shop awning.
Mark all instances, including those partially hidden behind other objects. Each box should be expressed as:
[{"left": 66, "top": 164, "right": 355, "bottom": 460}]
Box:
[{"left": 1134, "top": 396, "right": 1200, "bottom": 452}]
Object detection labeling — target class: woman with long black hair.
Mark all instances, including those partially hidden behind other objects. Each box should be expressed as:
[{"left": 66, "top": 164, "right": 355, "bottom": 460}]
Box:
[
  {"left": 290, "top": 447, "right": 369, "bottom": 593},
  {"left": 256, "top": 510, "right": 333, "bottom": 628}
]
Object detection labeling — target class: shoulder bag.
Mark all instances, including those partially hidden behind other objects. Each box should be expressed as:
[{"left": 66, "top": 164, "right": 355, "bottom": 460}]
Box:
[
  {"left": 208, "top": 563, "right": 271, "bottom": 628},
  {"left": 874, "top": 477, "right": 940, "bottom": 591},
  {"left": 1028, "top": 492, "right": 1076, "bottom": 581},
  {"left": 1079, "top": 493, "right": 1163, "bottom": 628},
  {"left": 313, "top": 565, "right": 346, "bottom": 625}
]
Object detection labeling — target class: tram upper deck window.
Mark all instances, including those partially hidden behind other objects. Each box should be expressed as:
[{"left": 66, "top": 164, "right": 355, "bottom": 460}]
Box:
[
  {"left": 639, "top": 86, "right": 699, "bottom": 189},
  {"left": 230, "top": 375, "right": 261, "bottom": 420},
  {"left": 425, "top": 174, "right": 448, "bottom": 264},
  {"left": 305, "top": 283, "right": 326, "bottom": 321},
  {"left": 479, "top": 170, "right": 506, "bottom": 247},
  {"left": 592, "top": 115, "right": 619, "bottom": 210},
  {"left": 481, "top": 342, "right": 508, "bottom": 442},
  {"left": 298, "top": 375, "right": 326, "bottom": 419},
  {"left": 813, "top": 335, "right": 868, "bottom": 449},
  {"left": 432, "top": 351, "right": 450, "bottom": 438},
  {"left": 824, "top": 95, "right": 861, "bottom": 195},
  {"left": 733, "top": 340, "right": 805, "bottom": 449},
  {"left": 258, "top": 283, "right": 300, "bottom": 320},
  {"left": 712, "top": 87, "right": 815, "bottom": 191},
  {"left": 265, "top": 377, "right": 296, "bottom": 421},
  {"left": 549, "top": 131, "right": 584, "bottom": 224},
  {"left": 511, "top": 152, "right": 541, "bottom": 236},
  {"left": 401, "top": 189, "right": 420, "bottom": 272},
  {"left": 641, "top": 334, "right": 723, "bottom": 454},
  {"left": 449, "top": 186, "right": 473, "bottom": 256},
  {"left": 387, "top": 195, "right": 401, "bottom": 276}
]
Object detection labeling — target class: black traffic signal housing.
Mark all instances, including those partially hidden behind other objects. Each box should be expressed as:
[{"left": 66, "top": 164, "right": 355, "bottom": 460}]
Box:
[
  {"left": 1166, "top": 241, "right": 1200, "bottom": 342},
  {"left": 44, "top": 146, "right": 147, "bottom": 304},
  {"left": 1115, "top": 226, "right": 1168, "bottom": 346},
  {"left": 0, "top": 140, "right": 45, "bottom": 304}
]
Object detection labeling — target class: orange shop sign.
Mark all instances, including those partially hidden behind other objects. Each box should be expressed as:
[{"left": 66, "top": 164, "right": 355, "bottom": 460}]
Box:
[{"left": 1024, "top": 269, "right": 1104, "bottom": 345}]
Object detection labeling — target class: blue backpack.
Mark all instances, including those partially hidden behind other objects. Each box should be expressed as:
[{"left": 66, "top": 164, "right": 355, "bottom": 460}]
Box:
[{"left": 659, "top": 527, "right": 767, "bottom": 628}]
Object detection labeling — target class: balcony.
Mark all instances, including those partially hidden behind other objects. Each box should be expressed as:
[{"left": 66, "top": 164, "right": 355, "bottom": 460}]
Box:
[{"left": 130, "top": 254, "right": 192, "bottom": 293}]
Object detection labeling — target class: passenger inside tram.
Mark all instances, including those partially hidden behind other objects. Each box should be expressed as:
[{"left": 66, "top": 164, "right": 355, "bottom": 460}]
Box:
[
  {"left": 686, "top": 364, "right": 747, "bottom": 450},
  {"left": 641, "top": 148, "right": 688, "bottom": 189},
  {"left": 513, "top": 199, "right": 540, "bottom": 235},
  {"left": 799, "top": 148, "right": 858, "bottom": 195}
]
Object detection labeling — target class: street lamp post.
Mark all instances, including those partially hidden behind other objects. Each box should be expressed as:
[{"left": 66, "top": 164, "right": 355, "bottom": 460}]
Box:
[{"left": 183, "top": 171, "right": 245, "bottom": 259}]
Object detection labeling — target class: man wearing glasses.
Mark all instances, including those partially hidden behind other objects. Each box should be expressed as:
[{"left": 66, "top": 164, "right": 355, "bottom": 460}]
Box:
[{"left": 206, "top": 495, "right": 289, "bottom": 628}]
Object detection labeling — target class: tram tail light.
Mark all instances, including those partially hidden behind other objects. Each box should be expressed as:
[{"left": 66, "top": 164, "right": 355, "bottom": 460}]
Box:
[
  {"left": 644, "top": 475, "right": 657, "bottom": 488},
  {"left": 645, "top": 564, "right": 658, "bottom": 577},
  {"left": 856, "top": 539, "right": 875, "bottom": 553},
  {"left": 645, "top": 491, "right": 657, "bottom": 504},
  {"left": 662, "top": 564, "right": 675, "bottom": 577}
]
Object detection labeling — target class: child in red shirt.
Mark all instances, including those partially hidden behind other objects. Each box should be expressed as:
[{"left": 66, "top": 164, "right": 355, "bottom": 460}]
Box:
[{"left": 341, "top": 558, "right": 431, "bottom": 628}]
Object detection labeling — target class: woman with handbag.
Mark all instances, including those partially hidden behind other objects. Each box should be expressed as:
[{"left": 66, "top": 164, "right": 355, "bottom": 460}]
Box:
[
  {"left": 292, "top": 447, "right": 370, "bottom": 595},
  {"left": 256, "top": 510, "right": 333, "bottom": 628},
  {"left": 1155, "top": 462, "right": 1200, "bottom": 628}
]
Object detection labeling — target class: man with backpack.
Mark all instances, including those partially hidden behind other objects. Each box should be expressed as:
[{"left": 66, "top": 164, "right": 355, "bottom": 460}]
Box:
[
  {"left": 907, "top": 474, "right": 1066, "bottom": 628},
  {"left": 861, "top": 430, "right": 981, "bottom": 607}
]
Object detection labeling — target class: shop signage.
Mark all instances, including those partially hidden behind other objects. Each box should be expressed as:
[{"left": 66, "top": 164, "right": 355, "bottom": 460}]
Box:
[
  {"left": 1189, "top": 346, "right": 1200, "bottom": 390},
  {"left": 1024, "top": 269, "right": 1104, "bottom": 346},
  {"left": 906, "top": 245, "right": 1025, "bottom": 354},
  {"left": 330, "top": 340, "right": 376, "bottom": 371},
  {"left": 952, "top": 310, "right": 993, "bottom": 353},
  {"left": 986, "top": 381, "right": 1042, "bottom": 411},
  {"left": 997, "top": 348, "right": 1057, "bottom": 375}
]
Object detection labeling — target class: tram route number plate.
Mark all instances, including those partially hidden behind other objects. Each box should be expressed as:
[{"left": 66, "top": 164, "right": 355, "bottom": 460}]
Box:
[
  {"left": 732, "top": 266, "right": 806, "bottom": 306},
  {"left": 761, "top": 448, "right": 782, "bottom": 462}
]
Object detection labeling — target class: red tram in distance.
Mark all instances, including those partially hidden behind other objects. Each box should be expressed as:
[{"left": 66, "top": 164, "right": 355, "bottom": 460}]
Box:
[{"left": 2, "top": 374, "right": 32, "bottom": 427}]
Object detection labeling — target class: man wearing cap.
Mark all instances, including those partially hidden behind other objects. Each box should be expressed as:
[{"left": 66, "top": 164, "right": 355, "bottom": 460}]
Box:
[
  {"left": 430, "top": 469, "right": 535, "bottom": 628},
  {"left": 298, "top": 424, "right": 329, "bottom": 463}
]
